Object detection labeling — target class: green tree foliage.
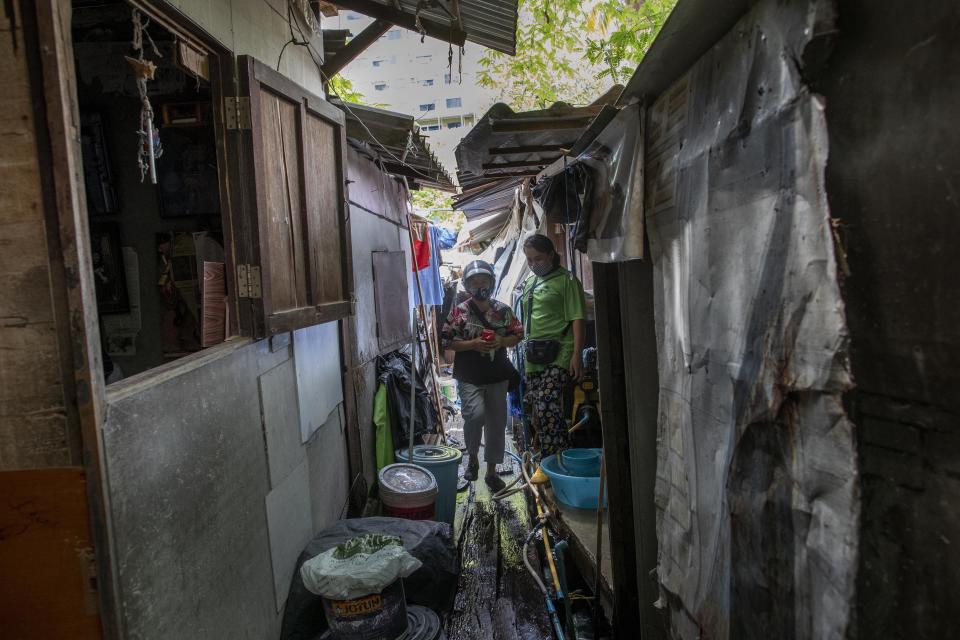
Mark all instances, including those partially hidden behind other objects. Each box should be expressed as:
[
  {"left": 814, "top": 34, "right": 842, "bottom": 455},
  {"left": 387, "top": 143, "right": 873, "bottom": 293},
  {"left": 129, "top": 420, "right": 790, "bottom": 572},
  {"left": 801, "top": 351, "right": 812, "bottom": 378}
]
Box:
[
  {"left": 328, "top": 73, "right": 366, "bottom": 103},
  {"left": 410, "top": 188, "right": 465, "bottom": 230},
  {"left": 477, "top": 0, "right": 676, "bottom": 111}
]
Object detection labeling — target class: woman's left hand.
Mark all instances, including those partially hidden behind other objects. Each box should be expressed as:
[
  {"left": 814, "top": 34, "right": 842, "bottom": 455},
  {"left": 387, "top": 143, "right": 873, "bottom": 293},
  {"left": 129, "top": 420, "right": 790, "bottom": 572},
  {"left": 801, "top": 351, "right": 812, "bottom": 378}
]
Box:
[{"left": 568, "top": 354, "right": 583, "bottom": 381}]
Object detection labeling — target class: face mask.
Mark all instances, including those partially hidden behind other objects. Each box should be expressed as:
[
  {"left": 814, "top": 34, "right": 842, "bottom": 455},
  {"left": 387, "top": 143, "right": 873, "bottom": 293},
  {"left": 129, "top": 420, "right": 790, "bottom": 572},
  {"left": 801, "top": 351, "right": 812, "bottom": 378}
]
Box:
[
  {"left": 530, "top": 262, "right": 555, "bottom": 277},
  {"left": 468, "top": 286, "right": 491, "bottom": 301}
]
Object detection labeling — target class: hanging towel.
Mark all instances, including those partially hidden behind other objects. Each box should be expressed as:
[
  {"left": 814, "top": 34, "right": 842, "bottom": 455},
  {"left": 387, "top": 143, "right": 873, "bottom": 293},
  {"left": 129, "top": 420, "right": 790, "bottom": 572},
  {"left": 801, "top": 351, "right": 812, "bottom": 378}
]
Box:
[{"left": 410, "top": 219, "right": 431, "bottom": 271}]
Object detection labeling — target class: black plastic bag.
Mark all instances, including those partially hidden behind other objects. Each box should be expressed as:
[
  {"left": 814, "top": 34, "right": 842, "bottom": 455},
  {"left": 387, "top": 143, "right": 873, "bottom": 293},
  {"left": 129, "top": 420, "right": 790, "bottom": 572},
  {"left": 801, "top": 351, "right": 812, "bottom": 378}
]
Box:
[
  {"left": 280, "top": 517, "right": 458, "bottom": 640},
  {"left": 377, "top": 350, "right": 439, "bottom": 450}
]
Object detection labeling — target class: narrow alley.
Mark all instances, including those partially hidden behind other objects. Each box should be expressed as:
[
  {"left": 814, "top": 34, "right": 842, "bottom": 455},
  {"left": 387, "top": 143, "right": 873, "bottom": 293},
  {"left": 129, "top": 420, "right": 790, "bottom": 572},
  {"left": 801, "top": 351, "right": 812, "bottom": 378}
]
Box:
[{"left": 1, "top": 1, "right": 958, "bottom": 640}]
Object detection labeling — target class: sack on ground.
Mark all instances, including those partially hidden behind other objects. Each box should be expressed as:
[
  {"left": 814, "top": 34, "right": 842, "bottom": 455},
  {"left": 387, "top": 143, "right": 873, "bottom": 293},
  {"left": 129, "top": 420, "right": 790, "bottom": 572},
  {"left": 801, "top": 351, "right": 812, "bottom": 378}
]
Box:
[
  {"left": 281, "top": 518, "right": 458, "bottom": 640},
  {"left": 300, "top": 533, "right": 422, "bottom": 601}
]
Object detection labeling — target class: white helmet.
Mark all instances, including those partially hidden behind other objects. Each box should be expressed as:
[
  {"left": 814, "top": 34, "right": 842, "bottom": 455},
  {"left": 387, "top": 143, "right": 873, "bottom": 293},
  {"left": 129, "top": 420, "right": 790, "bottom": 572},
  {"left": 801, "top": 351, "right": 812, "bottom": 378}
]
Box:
[{"left": 463, "top": 260, "right": 496, "bottom": 301}]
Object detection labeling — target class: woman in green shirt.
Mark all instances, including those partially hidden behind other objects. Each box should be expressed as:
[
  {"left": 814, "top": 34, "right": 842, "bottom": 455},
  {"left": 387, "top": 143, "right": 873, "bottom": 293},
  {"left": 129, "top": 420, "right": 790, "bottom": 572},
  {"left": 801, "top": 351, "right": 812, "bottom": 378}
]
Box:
[{"left": 520, "top": 234, "right": 587, "bottom": 456}]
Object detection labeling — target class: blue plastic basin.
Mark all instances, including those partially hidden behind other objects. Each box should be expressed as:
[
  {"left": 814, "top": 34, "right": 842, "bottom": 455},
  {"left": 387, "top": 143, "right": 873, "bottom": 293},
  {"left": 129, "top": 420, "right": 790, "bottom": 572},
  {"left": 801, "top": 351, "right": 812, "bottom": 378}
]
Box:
[
  {"left": 560, "top": 448, "right": 601, "bottom": 476},
  {"left": 541, "top": 449, "right": 607, "bottom": 510}
]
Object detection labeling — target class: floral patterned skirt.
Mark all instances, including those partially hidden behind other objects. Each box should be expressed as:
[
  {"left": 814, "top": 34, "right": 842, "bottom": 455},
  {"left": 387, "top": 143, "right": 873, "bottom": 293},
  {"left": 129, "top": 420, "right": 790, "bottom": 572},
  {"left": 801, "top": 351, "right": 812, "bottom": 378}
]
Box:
[{"left": 524, "top": 365, "right": 571, "bottom": 456}]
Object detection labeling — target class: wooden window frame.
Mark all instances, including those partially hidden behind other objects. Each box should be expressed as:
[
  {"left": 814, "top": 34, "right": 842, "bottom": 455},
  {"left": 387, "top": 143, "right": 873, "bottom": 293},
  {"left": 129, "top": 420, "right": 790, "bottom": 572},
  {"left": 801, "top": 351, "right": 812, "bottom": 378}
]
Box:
[{"left": 232, "top": 55, "right": 354, "bottom": 339}]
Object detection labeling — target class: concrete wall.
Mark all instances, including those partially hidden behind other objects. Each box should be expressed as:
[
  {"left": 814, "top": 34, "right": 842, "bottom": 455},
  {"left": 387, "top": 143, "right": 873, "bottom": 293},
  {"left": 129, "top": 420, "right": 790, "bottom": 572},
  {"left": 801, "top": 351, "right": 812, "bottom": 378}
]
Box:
[
  {"left": 817, "top": 1, "right": 960, "bottom": 637},
  {"left": 103, "top": 328, "right": 347, "bottom": 639}
]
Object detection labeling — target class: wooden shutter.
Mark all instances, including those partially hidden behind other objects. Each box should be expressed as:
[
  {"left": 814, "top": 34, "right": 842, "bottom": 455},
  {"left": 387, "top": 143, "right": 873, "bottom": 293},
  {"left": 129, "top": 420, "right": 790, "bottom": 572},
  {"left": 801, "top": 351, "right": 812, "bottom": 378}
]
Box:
[{"left": 233, "top": 55, "right": 353, "bottom": 337}]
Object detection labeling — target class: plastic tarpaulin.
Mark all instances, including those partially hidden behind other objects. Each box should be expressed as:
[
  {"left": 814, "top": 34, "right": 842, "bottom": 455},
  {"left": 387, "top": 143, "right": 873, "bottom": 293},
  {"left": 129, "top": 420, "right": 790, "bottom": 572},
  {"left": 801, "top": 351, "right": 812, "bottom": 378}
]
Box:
[
  {"left": 573, "top": 103, "right": 646, "bottom": 262},
  {"left": 645, "top": 1, "right": 857, "bottom": 639},
  {"left": 377, "top": 351, "right": 439, "bottom": 449}
]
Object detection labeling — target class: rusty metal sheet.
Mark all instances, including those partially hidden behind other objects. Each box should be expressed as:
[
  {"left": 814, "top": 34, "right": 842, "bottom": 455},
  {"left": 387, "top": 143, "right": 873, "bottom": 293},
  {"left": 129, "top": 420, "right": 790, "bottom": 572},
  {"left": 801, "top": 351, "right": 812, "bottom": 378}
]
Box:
[{"left": 644, "top": 0, "right": 857, "bottom": 638}]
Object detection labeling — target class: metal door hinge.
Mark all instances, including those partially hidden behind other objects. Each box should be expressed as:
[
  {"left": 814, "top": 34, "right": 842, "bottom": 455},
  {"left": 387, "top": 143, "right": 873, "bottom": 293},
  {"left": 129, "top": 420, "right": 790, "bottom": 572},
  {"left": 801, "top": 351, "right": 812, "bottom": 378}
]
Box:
[
  {"left": 225, "top": 96, "right": 251, "bottom": 130},
  {"left": 237, "top": 264, "right": 262, "bottom": 298}
]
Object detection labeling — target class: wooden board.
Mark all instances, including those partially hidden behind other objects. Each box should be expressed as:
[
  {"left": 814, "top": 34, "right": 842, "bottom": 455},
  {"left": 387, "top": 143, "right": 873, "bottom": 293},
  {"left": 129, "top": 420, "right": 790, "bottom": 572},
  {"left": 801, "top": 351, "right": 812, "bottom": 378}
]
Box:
[
  {"left": 0, "top": 468, "right": 101, "bottom": 638},
  {"left": 239, "top": 55, "right": 353, "bottom": 338},
  {"left": 345, "top": 147, "right": 409, "bottom": 225},
  {"left": 371, "top": 250, "right": 412, "bottom": 351},
  {"left": 0, "top": 0, "right": 72, "bottom": 470},
  {"left": 445, "top": 417, "right": 553, "bottom": 639},
  {"left": 304, "top": 112, "right": 344, "bottom": 304},
  {"left": 202, "top": 262, "right": 227, "bottom": 347}
]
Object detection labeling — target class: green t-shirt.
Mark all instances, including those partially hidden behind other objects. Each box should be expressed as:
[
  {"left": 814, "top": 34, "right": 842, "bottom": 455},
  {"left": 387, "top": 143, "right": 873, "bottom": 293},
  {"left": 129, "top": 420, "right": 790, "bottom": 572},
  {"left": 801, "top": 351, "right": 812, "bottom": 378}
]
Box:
[{"left": 520, "top": 268, "right": 586, "bottom": 373}]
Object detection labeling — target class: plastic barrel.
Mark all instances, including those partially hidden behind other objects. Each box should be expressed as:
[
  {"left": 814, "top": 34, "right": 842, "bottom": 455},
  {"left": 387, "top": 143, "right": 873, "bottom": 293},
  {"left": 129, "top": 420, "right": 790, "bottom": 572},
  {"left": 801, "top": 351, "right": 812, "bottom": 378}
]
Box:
[
  {"left": 378, "top": 463, "right": 438, "bottom": 521},
  {"left": 395, "top": 445, "right": 462, "bottom": 525},
  {"left": 320, "top": 579, "right": 408, "bottom": 640}
]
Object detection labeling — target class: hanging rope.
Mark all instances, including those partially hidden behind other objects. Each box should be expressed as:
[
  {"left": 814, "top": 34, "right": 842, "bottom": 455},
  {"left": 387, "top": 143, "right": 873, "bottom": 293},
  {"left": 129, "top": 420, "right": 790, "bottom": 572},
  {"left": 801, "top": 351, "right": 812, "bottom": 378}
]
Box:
[
  {"left": 126, "top": 9, "right": 163, "bottom": 183},
  {"left": 447, "top": 41, "right": 453, "bottom": 81},
  {"left": 414, "top": 0, "right": 428, "bottom": 42}
]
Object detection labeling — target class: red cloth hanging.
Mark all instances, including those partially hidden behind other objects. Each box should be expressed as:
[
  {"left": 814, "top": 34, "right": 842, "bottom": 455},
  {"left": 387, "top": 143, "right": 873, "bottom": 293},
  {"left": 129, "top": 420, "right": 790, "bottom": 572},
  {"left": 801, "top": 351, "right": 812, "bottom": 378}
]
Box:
[{"left": 410, "top": 220, "right": 431, "bottom": 271}]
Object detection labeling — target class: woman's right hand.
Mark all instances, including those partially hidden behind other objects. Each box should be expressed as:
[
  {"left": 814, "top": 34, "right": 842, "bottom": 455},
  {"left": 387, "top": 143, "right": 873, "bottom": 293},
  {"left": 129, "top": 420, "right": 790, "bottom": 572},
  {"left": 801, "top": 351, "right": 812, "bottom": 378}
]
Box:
[{"left": 473, "top": 337, "right": 496, "bottom": 353}]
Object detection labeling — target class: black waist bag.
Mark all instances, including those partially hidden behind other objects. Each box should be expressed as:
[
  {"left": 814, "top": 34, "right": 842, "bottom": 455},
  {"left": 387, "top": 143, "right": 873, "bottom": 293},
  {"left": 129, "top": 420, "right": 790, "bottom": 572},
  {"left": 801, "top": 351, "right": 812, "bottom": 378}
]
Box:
[
  {"left": 525, "top": 339, "right": 561, "bottom": 365},
  {"left": 523, "top": 275, "right": 570, "bottom": 366}
]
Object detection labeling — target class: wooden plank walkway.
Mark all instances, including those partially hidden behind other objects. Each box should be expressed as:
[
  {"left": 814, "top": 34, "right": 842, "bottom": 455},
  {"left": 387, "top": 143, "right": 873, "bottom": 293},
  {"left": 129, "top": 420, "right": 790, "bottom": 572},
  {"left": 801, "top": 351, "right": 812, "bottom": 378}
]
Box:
[{"left": 443, "top": 417, "right": 553, "bottom": 640}]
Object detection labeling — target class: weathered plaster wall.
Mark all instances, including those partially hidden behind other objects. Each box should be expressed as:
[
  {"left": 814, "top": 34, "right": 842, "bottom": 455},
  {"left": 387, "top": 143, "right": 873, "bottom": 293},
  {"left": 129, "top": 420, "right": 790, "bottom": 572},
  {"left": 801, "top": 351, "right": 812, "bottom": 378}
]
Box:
[
  {"left": 817, "top": 1, "right": 960, "bottom": 637},
  {"left": 165, "top": 0, "right": 326, "bottom": 97}
]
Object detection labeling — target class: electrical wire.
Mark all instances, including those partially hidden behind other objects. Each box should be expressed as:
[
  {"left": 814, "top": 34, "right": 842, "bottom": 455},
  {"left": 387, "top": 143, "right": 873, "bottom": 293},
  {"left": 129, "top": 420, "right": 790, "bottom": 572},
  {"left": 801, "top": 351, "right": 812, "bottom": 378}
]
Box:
[{"left": 272, "top": 0, "right": 449, "bottom": 185}]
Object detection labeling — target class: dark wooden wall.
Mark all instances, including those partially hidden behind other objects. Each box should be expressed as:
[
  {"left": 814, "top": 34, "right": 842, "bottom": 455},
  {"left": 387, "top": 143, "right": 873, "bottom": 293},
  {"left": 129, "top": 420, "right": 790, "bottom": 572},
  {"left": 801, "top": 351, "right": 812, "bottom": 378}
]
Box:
[
  {"left": 817, "top": 1, "right": 960, "bottom": 637},
  {"left": 0, "top": 2, "right": 104, "bottom": 637}
]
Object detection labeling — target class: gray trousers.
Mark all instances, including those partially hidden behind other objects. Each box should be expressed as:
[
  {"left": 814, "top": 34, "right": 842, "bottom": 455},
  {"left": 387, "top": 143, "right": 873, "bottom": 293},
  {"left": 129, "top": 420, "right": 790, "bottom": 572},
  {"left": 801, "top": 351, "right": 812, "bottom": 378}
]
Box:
[{"left": 457, "top": 379, "right": 509, "bottom": 464}]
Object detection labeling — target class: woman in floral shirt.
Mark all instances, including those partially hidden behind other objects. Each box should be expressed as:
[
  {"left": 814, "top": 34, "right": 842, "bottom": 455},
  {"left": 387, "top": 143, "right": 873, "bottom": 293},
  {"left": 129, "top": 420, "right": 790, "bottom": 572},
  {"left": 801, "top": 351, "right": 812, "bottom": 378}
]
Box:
[{"left": 441, "top": 260, "right": 523, "bottom": 491}]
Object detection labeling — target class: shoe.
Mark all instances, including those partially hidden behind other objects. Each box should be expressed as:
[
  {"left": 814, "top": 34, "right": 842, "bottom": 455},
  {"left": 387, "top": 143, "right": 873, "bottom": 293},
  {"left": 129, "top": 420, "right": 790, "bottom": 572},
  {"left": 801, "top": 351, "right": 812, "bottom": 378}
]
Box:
[
  {"left": 464, "top": 460, "right": 479, "bottom": 481},
  {"left": 485, "top": 474, "right": 507, "bottom": 492}
]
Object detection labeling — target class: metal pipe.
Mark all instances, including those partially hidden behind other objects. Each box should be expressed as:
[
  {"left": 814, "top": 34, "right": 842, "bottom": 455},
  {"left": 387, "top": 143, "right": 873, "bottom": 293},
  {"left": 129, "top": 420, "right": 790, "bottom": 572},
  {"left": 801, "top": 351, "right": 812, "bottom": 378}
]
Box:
[
  {"left": 545, "top": 595, "right": 567, "bottom": 640},
  {"left": 567, "top": 414, "right": 590, "bottom": 434},
  {"left": 592, "top": 449, "right": 606, "bottom": 636},
  {"left": 554, "top": 540, "right": 576, "bottom": 640},
  {"left": 408, "top": 312, "right": 416, "bottom": 464}
]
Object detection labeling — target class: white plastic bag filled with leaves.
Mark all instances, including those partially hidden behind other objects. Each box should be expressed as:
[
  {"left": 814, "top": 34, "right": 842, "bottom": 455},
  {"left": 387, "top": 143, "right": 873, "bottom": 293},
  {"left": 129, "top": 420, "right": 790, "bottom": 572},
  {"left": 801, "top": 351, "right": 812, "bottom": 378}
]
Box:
[{"left": 300, "top": 534, "right": 423, "bottom": 600}]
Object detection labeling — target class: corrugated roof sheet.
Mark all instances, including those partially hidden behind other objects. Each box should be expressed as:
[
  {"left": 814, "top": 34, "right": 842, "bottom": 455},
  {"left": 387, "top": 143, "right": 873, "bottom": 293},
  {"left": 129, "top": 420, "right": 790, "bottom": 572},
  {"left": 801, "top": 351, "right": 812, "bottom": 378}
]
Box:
[
  {"left": 617, "top": 0, "right": 750, "bottom": 105},
  {"left": 337, "top": 0, "right": 518, "bottom": 54},
  {"left": 452, "top": 86, "right": 622, "bottom": 218},
  {"left": 399, "top": 0, "right": 518, "bottom": 54},
  {"left": 331, "top": 99, "right": 456, "bottom": 191}
]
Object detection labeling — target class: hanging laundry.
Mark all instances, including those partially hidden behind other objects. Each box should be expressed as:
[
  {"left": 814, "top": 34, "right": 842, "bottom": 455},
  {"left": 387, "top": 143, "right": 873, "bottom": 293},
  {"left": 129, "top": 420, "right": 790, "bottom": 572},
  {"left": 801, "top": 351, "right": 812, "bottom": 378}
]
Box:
[
  {"left": 410, "top": 218, "right": 431, "bottom": 271},
  {"left": 415, "top": 225, "right": 456, "bottom": 306}
]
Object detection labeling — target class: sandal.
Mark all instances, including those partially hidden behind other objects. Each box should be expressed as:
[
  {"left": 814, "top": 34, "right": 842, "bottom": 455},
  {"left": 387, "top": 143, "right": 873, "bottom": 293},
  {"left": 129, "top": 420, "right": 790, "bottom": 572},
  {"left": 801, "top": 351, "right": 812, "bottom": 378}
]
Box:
[
  {"left": 464, "top": 459, "right": 479, "bottom": 481},
  {"left": 484, "top": 474, "right": 506, "bottom": 492}
]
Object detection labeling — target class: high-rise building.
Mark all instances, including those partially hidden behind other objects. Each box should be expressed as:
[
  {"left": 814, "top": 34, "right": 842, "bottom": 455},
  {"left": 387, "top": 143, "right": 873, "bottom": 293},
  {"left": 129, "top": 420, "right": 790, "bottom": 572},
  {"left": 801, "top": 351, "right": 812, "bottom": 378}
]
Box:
[{"left": 334, "top": 11, "right": 500, "bottom": 180}]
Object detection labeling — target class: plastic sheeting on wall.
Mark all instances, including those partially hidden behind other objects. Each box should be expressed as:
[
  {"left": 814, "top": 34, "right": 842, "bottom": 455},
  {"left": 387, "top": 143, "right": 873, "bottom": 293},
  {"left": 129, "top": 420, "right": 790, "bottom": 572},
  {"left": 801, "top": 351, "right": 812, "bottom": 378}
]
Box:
[{"left": 644, "top": 1, "right": 857, "bottom": 638}]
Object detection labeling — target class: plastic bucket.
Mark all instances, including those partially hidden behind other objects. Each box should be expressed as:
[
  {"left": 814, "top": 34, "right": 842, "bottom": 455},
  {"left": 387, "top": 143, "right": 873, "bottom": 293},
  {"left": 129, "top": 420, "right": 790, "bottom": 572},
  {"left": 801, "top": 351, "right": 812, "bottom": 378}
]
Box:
[
  {"left": 395, "top": 445, "right": 462, "bottom": 525},
  {"left": 541, "top": 452, "right": 608, "bottom": 510},
  {"left": 321, "top": 578, "right": 408, "bottom": 640},
  {"left": 560, "top": 448, "right": 601, "bottom": 476},
  {"left": 438, "top": 376, "right": 457, "bottom": 401},
  {"left": 379, "top": 464, "right": 438, "bottom": 521}
]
